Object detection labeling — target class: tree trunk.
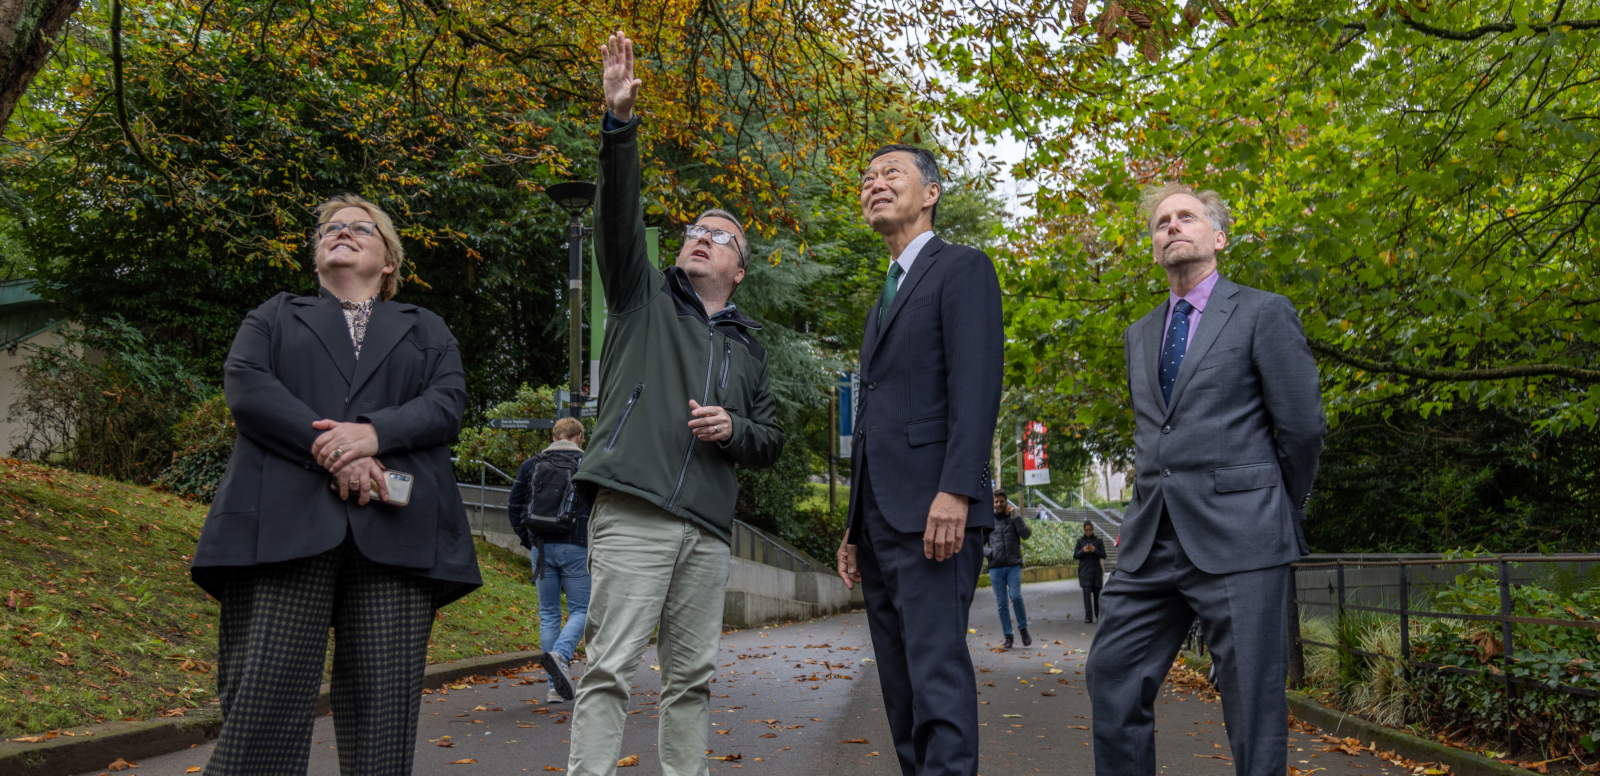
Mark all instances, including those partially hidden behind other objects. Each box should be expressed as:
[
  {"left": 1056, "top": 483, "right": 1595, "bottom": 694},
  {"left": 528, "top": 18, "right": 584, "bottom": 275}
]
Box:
[{"left": 0, "top": 0, "right": 82, "bottom": 133}]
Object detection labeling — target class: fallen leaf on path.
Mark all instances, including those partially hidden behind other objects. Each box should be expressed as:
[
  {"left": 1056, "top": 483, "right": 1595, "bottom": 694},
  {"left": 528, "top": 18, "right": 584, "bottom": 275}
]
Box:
[
  {"left": 1040, "top": 692, "right": 1057, "bottom": 697},
  {"left": 717, "top": 730, "right": 731, "bottom": 735},
  {"left": 543, "top": 767, "right": 565, "bottom": 772},
  {"left": 1068, "top": 726, "right": 1089, "bottom": 730},
  {"left": 108, "top": 760, "right": 136, "bottom": 771},
  {"left": 448, "top": 759, "right": 478, "bottom": 765},
  {"left": 186, "top": 769, "right": 201, "bottom": 773},
  {"left": 779, "top": 747, "right": 790, "bottom": 751},
  {"left": 760, "top": 733, "right": 777, "bottom": 738},
  {"left": 841, "top": 739, "right": 870, "bottom": 744},
  {"left": 1194, "top": 754, "right": 1232, "bottom": 762},
  {"left": 617, "top": 755, "right": 639, "bottom": 767}
]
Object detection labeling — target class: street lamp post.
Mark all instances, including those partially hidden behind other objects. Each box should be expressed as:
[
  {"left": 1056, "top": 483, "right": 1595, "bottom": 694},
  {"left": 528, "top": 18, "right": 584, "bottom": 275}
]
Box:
[{"left": 545, "top": 181, "right": 597, "bottom": 419}]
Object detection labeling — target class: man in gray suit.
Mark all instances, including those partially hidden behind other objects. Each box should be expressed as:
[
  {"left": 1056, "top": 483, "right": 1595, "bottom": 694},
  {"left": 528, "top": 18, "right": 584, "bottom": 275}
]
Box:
[{"left": 1085, "top": 183, "right": 1324, "bottom": 776}]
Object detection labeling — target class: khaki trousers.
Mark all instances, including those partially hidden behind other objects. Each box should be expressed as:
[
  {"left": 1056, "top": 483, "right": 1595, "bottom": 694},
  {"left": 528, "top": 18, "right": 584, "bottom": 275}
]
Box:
[{"left": 568, "top": 489, "right": 729, "bottom": 776}]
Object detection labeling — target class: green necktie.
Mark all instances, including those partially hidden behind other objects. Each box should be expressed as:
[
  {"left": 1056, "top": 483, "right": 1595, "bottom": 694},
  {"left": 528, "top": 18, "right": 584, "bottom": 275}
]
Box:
[{"left": 877, "top": 261, "right": 905, "bottom": 332}]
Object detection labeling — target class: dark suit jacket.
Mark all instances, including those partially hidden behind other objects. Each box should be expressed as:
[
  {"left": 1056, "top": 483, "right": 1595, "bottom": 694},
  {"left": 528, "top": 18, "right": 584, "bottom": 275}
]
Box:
[
  {"left": 847, "top": 237, "right": 1004, "bottom": 536},
  {"left": 1119, "top": 275, "right": 1325, "bottom": 576},
  {"left": 191, "top": 289, "right": 481, "bottom": 606}
]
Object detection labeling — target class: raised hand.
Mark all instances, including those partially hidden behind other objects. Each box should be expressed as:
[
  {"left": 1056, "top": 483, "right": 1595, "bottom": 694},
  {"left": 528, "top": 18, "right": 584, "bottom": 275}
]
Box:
[{"left": 601, "top": 31, "right": 643, "bottom": 122}]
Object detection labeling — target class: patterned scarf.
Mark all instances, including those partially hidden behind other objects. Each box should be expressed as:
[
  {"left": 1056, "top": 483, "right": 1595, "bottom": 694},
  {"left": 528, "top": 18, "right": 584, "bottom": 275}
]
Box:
[{"left": 339, "top": 295, "right": 378, "bottom": 359}]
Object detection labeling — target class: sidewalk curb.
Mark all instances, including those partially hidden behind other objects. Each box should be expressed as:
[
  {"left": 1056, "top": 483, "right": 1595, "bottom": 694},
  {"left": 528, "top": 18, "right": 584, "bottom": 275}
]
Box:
[
  {"left": 1287, "top": 691, "right": 1529, "bottom": 776},
  {"left": 0, "top": 650, "right": 543, "bottom": 776}
]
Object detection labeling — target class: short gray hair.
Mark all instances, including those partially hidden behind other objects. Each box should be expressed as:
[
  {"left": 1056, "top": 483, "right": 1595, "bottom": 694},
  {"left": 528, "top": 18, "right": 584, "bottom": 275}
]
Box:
[
  {"left": 868, "top": 144, "right": 943, "bottom": 225},
  {"left": 1138, "top": 183, "right": 1232, "bottom": 237},
  {"left": 696, "top": 208, "right": 749, "bottom": 270}
]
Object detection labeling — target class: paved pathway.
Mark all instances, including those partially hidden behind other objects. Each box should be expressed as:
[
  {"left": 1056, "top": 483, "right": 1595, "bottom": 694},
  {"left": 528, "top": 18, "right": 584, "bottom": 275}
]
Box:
[{"left": 85, "top": 579, "right": 1409, "bottom": 775}]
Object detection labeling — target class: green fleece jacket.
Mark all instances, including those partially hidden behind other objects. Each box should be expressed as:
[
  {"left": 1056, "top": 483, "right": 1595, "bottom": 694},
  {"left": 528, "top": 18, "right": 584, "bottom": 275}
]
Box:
[{"left": 572, "top": 116, "right": 785, "bottom": 543}]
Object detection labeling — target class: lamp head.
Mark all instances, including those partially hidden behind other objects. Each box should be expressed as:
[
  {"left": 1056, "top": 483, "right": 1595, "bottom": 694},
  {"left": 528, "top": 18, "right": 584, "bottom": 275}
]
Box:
[{"left": 546, "top": 181, "right": 598, "bottom": 217}]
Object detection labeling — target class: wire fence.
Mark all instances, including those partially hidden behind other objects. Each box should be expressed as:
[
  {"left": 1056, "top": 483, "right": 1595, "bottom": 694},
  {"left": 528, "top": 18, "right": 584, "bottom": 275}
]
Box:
[{"left": 1289, "top": 554, "right": 1600, "bottom": 703}]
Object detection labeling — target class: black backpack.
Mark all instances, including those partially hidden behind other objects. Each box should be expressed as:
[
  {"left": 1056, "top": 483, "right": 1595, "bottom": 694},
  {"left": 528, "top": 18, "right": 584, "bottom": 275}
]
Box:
[{"left": 520, "top": 452, "right": 582, "bottom": 537}]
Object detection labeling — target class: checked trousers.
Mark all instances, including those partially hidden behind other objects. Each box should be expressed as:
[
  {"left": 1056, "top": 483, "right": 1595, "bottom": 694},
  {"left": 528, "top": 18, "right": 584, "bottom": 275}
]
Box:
[{"left": 206, "top": 535, "right": 439, "bottom": 776}]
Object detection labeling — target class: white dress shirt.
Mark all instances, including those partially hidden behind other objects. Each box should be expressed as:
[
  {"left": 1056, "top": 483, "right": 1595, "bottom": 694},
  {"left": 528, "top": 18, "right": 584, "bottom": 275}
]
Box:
[{"left": 891, "top": 230, "right": 936, "bottom": 289}]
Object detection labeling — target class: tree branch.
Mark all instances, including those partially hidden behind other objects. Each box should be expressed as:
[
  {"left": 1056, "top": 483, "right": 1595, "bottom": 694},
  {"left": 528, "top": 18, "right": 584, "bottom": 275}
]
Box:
[
  {"left": 1343, "top": 16, "right": 1600, "bottom": 41},
  {"left": 1308, "top": 339, "right": 1600, "bottom": 382},
  {"left": 110, "top": 0, "right": 142, "bottom": 158}
]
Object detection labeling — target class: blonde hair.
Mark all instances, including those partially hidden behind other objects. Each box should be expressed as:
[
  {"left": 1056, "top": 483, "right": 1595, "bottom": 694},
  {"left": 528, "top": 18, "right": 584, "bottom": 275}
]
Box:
[
  {"left": 552, "top": 417, "right": 585, "bottom": 441},
  {"left": 1137, "top": 183, "right": 1232, "bottom": 237},
  {"left": 314, "top": 194, "right": 406, "bottom": 301}
]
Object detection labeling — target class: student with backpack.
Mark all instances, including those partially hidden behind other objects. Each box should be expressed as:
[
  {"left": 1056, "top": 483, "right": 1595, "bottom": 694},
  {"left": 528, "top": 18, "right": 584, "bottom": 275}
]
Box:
[{"left": 507, "top": 416, "right": 592, "bottom": 705}]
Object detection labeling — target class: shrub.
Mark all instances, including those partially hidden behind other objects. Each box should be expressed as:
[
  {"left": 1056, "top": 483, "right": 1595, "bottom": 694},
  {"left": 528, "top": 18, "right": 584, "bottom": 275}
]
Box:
[
  {"left": 1301, "top": 558, "right": 1600, "bottom": 760},
  {"left": 155, "top": 391, "right": 236, "bottom": 500},
  {"left": 451, "top": 384, "right": 590, "bottom": 483},
  {"left": 6, "top": 319, "right": 209, "bottom": 483}
]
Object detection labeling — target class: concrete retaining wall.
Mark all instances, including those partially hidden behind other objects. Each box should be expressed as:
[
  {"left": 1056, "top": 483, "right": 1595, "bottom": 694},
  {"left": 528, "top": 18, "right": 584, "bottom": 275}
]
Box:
[{"left": 723, "top": 557, "right": 853, "bottom": 628}]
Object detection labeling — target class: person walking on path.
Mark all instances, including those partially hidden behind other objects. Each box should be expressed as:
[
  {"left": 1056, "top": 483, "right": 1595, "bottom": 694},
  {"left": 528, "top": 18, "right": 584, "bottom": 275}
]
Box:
[
  {"left": 985, "top": 489, "right": 1032, "bottom": 649},
  {"left": 189, "top": 193, "right": 479, "bottom": 776},
  {"left": 1085, "top": 183, "right": 1325, "bottom": 776},
  {"left": 835, "top": 141, "right": 1005, "bottom": 776},
  {"left": 567, "top": 32, "right": 786, "bottom": 776},
  {"left": 507, "top": 417, "right": 592, "bottom": 706},
  {"left": 1073, "top": 521, "right": 1106, "bottom": 623}
]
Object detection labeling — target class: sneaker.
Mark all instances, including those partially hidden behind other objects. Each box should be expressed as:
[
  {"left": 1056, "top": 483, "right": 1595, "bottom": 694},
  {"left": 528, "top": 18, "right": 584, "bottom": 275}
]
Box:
[
  {"left": 1020, "top": 628, "right": 1032, "bottom": 647},
  {"left": 1002, "top": 633, "right": 1014, "bottom": 649},
  {"left": 543, "top": 651, "right": 575, "bottom": 701},
  {"left": 546, "top": 687, "right": 565, "bottom": 704}
]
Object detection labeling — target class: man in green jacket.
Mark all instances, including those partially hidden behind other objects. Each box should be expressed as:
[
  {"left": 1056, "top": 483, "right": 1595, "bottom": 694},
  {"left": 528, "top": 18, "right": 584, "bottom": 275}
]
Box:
[{"left": 567, "top": 31, "right": 785, "bottom": 776}]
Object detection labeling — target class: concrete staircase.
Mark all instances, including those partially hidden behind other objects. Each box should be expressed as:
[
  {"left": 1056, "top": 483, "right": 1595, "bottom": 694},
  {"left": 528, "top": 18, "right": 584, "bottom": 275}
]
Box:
[{"left": 1023, "top": 505, "right": 1121, "bottom": 571}]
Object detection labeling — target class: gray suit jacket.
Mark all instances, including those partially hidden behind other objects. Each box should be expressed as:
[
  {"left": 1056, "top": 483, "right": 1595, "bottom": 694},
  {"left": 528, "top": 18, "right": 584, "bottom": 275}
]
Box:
[{"left": 1119, "top": 275, "right": 1325, "bottom": 576}]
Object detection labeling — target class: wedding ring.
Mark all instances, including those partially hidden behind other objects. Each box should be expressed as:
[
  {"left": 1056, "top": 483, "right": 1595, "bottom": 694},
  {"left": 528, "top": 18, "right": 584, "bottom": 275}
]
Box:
[
  {"left": 349, "top": 479, "right": 359, "bottom": 488},
  {"left": 333, "top": 448, "right": 344, "bottom": 458}
]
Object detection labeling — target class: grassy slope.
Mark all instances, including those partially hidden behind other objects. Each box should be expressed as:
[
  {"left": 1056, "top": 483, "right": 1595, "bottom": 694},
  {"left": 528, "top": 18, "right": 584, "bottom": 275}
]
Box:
[
  {"left": 800, "top": 482, "right": 848, "bottom": 513},
  {"left": 0, "top": 461, "right": 543, "bottom": 736}
]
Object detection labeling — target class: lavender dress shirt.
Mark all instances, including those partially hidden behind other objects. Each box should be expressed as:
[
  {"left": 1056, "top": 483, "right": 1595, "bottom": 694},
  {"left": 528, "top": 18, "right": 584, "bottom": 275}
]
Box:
[{"left": 1160, "top": 270, "right": 1221, "bottom": 353}]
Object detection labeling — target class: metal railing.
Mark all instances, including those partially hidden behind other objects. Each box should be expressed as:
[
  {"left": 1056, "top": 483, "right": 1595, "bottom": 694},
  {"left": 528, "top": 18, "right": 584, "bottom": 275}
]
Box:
[
  {"left": 1290, "top": 554, "right": 1600, "bottom": 707},
  {"left": 453, "top": 458, "right": 818, "bottom": 575},
  {"left": 730, "top": 520, "right": 815, "bottom": 574}
]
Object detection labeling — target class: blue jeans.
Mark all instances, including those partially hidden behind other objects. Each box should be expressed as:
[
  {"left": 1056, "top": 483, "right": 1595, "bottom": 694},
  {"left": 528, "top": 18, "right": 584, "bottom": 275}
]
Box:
[
  {"left": 535, "top": 543, "right": 591, "bottom": 662},
  {"left": 990, "top": 564, "right": 1028, "bottom": 635}
]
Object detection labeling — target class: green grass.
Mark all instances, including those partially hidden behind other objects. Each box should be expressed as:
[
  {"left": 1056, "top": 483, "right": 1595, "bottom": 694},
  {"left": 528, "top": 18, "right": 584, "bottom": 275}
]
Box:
[
  {"left": 800, "top": 482, "right": 848, "bottom": 513},
  {"left": 0, "top": 460, "right": 544, "bottom": 736}
]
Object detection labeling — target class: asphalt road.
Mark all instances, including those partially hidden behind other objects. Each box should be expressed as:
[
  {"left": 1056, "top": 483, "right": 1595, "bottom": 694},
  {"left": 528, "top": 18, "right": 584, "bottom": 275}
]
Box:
[{"left": 84, "top": 578, "right": 1414, "bottom": 775}]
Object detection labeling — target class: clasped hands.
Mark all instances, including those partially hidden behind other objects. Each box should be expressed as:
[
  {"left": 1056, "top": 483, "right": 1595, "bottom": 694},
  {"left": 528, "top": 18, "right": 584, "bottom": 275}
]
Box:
[
  {"left": 310, "top": 419, "right": 389, "bottom": 505},
  {"left": 837, "top": 491, "right": 969, "bottom": 590}
]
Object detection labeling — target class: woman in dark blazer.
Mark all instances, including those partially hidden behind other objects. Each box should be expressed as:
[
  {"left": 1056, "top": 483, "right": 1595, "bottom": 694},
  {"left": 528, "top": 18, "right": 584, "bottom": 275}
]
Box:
[{"left": 190, "top": 193, "right": 480, "bottom": 776}]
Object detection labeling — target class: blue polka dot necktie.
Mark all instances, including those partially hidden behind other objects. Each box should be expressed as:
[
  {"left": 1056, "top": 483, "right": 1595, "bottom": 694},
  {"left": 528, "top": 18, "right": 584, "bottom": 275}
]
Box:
[{"left": 1160, "top": 299, "right": 1194, "bottom": 404}]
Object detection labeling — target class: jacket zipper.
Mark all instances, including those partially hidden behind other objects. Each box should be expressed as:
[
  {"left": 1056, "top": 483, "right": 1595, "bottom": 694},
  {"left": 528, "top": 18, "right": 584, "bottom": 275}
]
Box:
[
  {"left": 667, "top": 328, "right": 717, "bottom": 510},
  {"left": 719, "top": 341, "right": 732, "bottom": 389},
  {"left": 604, "top": 382, "right": 644, "bottom": 452}
]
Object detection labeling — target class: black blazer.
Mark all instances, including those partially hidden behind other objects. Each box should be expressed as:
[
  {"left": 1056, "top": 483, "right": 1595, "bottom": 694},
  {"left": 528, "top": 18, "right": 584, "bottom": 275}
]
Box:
[
  {"left": 847, "top": 237, "right": 1004, "bottom": 536},
  {"left": 191, "top": 289, "right": 481, "bottom": 606},
  {"left": 1073, "top": 535, "right": 1106, "bottom": 588}
]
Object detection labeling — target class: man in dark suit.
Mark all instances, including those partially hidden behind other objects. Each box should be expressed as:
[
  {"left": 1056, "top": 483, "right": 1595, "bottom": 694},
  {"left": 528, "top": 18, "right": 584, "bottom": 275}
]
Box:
[
  {"left": 836, "top": 144, "right": 1003, "bottom": 776},
  {"left": 1085, "top": 183, "right": 1324, "bottom": 776}
]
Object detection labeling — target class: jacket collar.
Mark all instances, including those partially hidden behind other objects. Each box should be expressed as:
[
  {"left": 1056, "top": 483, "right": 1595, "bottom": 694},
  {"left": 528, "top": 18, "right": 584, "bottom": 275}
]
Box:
[
  {"left": 862, "top": 236, "right": 947, "bottom": 369},
  {"left": 289, "top": 288, "right": 418, "bottom": 393},
  {"left": 542, "top": 440, "right": 584, "bottom": 453},
  {"left": 664, "top": 266, "right": 764, "bottom": 331},
  {"left": 1139, "top": 275, "right": 1241, "bottom": 417}
]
